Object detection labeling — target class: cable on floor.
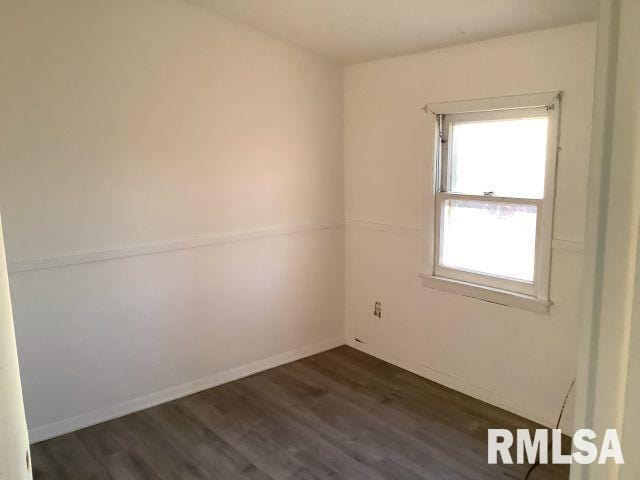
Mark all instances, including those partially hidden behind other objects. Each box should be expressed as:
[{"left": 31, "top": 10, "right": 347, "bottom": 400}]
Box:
[{"left": 523, "top": 379, "right": 576, "bottom": 480}]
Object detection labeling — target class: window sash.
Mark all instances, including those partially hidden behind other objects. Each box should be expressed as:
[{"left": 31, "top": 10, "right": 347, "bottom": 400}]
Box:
[
  {"left": 439, "top": 107, "right": 553, "bottom": 196},
  {"left": 433, "top": 193, "right": 541, "bottom": 295},
  {"left": 436, "top": 192, "right": 542, "bottom": 207}
]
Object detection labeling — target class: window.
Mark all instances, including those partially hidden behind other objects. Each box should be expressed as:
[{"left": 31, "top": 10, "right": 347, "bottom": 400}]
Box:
[{"left": 421, "top": 93, "right": 561, "bottom": 313}]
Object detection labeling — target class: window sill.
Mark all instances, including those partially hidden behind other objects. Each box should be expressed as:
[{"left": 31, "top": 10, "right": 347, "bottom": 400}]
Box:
[{"left": 418, "top": 273, "right": 551, "bottom": 314}]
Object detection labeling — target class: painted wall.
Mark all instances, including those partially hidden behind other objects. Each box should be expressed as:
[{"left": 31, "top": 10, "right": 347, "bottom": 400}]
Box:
[
  {"left": 0, "top": 0, "right": 344, "bottom": 441},
  {"left": 344, "top": 23, "right": 597, "bottom": 429},
  {"left": 0, "top": 0, "right": 600, "bottom": 446},
  {"left": 0, "top": 218, "right": 32, "bottom": 479}
]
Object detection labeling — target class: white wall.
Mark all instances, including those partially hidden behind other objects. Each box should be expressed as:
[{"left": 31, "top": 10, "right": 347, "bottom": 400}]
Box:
[
  {"left": 0, "top": 0, "right": 344, "bottom": 441},
  {"left": 0, "top": 0, "right": 600, "bottom": 445},
  {"left": 344, "top": 23, "right": 597, "bottom": 429}
]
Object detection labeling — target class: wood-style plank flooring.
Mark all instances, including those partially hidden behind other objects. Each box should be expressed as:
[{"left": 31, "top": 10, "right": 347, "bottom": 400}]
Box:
[{"left": 31, "top": 346, "right": 569, "bottom": 479}]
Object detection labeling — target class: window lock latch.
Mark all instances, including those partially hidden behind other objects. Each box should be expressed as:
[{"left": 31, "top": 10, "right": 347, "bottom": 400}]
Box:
[{"left": 483, "top": 191, "right": 494, "bottom": 196}]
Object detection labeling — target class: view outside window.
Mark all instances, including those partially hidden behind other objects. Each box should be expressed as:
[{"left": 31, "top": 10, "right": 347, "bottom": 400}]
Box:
[
  {"left": 449, "top": 118, "right": 548, "bottom": 198},
  {"left": 441, "top": 200, "right": 537, "bottom": 281},
  {"left": 440, "top": 117, "right": 548, "bottom": 283}
]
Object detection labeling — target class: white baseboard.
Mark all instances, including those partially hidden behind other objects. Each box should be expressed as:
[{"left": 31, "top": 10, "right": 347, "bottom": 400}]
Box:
[
  {"left": 346, "top": 337, "right": 557, "bottom": 430},
  {"left": 29, "top": 336, "right": 345, "bottom": 444}
]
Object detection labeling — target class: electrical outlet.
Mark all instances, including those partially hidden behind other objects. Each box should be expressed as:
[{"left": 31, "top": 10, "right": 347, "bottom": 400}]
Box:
[{"left": 373, "top": 301, "right": 382, "bottom": 318}]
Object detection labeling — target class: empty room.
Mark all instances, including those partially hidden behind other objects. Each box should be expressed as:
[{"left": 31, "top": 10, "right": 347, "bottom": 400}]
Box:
[{"left": 1, "top": 0, "right": 639, "bottom": 479}]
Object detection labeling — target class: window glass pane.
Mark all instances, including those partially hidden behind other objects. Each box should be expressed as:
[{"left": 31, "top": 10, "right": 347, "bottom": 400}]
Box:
[
  {"left": 440, "top": 199, "right": 537, "bottom": 282},
  {"left": 449, "top": 117, "right": 548, "bottom": 198}
]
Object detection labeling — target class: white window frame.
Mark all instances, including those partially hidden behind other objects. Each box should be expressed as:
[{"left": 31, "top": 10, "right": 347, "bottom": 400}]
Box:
[{"left": 420, "top": 92, "right": 561, "bottom": 314}]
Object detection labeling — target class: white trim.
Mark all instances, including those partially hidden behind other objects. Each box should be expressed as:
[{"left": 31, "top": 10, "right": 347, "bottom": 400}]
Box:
[
  {"left": 28, "top": 336, "right": 345, "bottom": 443},
  {"left": 346, "top": 337, "right": 556, "bottom": 429},
  {"left": 572, "top": 2, "right": 637, "bottom": 479},
  {"left": 434, "top": 264, "right": 536, "bottom": 296},
  {"left": 8, "top": 222, "right": 344, "bottom": 274},
  {"left": 418, "top": 273, "right": 552, "bottom": 314},
  {"left": 538, "top": 93, "right": 562, "bottom": 302},
  {"left": 345, "top": 219, "right": 583, "bottom": 253},
  {"left": 435, "top": 192, "right": 542, "bottom": 207},
  {"left": 552, "top": 239, "right": 585, "bottom": 253},
  {"left": 344, "top": 218, "right": 420, "bottom": 237},
  {"left": 425, "top": 91, "right": 560, "bottom": 115},
  {"left": 426, "top": 93, "right": 561, "bottom": 304}
]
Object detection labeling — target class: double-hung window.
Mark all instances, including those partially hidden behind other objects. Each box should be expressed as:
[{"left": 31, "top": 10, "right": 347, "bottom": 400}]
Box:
[{"left": 421, "top": 93, "right": 561, "bottom": 313}]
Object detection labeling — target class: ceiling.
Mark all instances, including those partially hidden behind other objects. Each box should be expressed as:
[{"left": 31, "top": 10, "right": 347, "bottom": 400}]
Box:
[{"left": 193, "top": 0, "right": 598, "bottom": 64}]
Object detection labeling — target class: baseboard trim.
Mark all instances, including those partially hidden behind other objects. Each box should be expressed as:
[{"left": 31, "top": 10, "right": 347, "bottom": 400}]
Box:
[
  {"left": 346, "top": 337, "right": 557, "bottom": 430},
  {"left": 9, "top": 222, "right": 344, "bottom": 274},
  {"left": 29, "top": 336, "right": 345, "bottom": 444}
]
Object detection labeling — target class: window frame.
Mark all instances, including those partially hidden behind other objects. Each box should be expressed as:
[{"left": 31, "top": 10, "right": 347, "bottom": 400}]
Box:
[{"left": 421, "top": 92, "right": 562, "bottom": 313}]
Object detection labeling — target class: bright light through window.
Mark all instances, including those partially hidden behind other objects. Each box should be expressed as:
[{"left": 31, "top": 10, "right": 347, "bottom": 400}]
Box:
[
  {"left": 450, "top": 118, "right": 548, "bottom": 199},
  {"left": 441, "top": 200, "right": 537, "bottom": 282}
]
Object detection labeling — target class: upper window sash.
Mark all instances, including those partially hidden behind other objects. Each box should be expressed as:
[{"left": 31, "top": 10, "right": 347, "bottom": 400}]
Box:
[{"left": 438, "top": 107, "right": 553, "bottom": 198}]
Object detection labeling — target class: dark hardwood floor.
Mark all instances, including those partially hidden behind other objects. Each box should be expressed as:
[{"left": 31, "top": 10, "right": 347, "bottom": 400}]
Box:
[{"left": 31, "top": 346, "right": 569, "bottom": 479}]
